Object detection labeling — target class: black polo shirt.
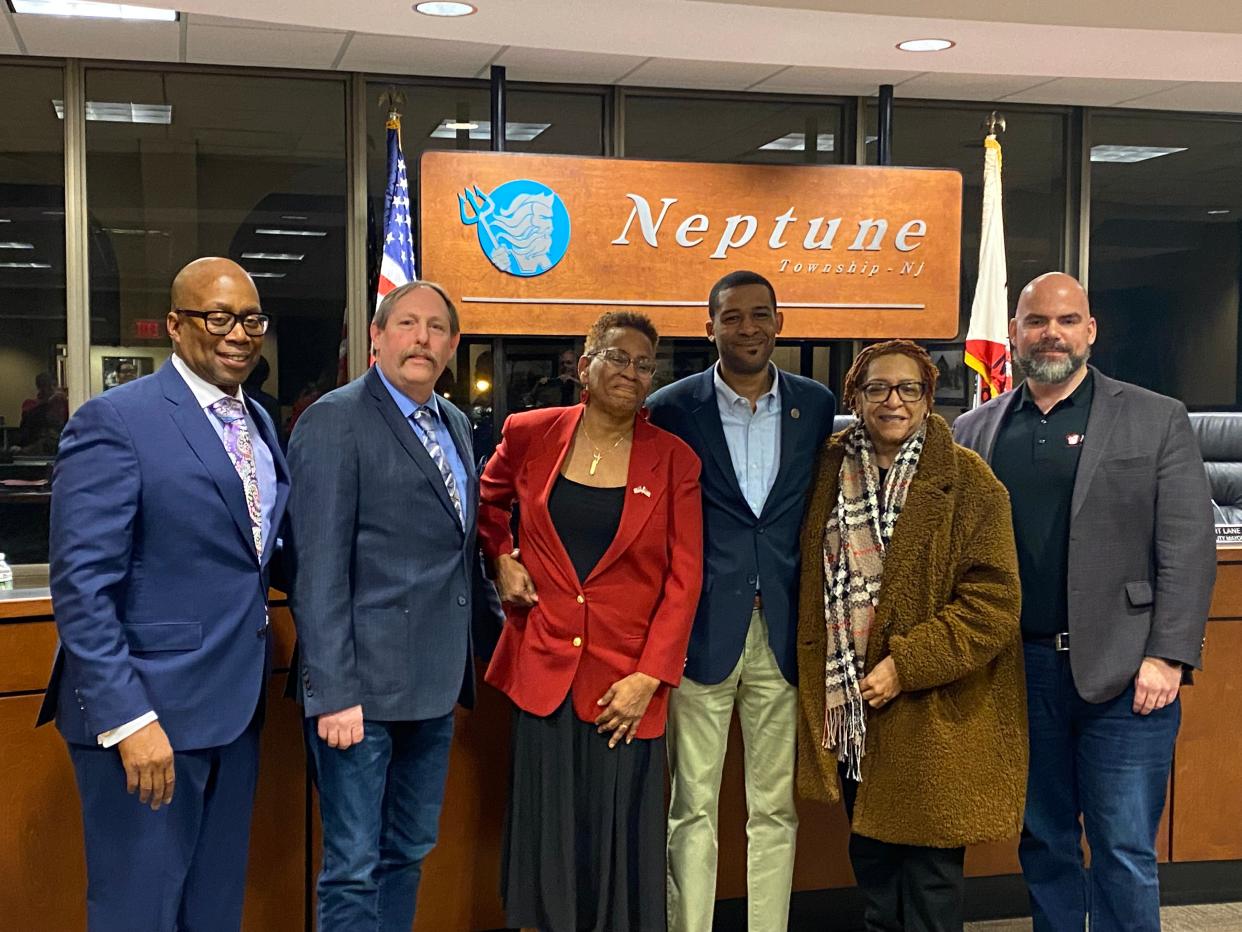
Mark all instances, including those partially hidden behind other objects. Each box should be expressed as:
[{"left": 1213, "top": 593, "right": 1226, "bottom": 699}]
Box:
[{"left": 991, "top": 371, "right": 1094, "bottom": 637}]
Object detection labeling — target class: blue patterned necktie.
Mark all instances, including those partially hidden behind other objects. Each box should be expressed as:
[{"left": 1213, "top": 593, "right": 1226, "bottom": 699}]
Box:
[
  {"left": 412, "top": 406, "right": 464, "bottom": 527},
  {"left": 209, "top": 397, "right": 263, "bottom": 555}
]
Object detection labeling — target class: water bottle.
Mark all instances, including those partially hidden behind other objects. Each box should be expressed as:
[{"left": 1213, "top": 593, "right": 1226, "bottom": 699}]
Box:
[{"left": 0, "top": 554, "right": 11, "bottom": 591}]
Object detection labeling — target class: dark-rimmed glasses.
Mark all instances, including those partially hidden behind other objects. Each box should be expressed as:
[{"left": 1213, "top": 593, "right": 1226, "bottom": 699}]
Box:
[
  {"left": 860, "top": 380, "right": 927, "bottom": 403},
  {"left": 175, "top": 308, "right": 270, "bottom": 336},
  {"left": 588, "top": 348, "right": 657, "bottom": 378}
]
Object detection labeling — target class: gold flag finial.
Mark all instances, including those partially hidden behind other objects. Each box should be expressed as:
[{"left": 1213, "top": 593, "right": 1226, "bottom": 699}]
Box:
[
  {"left": 378, "top": 87, "right": 406, "bottom": 129},
  {"left": 983, "top": 111, "right": 1006, "bottom": 137}
]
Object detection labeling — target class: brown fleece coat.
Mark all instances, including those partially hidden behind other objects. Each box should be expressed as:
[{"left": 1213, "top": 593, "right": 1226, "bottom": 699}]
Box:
[{"left": 796, "top": 414, "right": 1028, "bottom": 848}]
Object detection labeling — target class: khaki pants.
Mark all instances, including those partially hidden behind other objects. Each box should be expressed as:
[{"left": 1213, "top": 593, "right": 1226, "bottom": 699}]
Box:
[{"left": 666, "top": 609, "right": 799, "bottom": 932}]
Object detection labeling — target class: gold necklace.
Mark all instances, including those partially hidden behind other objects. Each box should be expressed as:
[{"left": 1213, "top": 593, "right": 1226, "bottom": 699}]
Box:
[{"left": 581, "top": 419, "right": 628, "bottom": 476}]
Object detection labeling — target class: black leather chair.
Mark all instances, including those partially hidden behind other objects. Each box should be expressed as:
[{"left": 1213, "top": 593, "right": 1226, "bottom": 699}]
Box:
[{"left": 1189, "top": 413, "right": 1242, "bottom": 524}]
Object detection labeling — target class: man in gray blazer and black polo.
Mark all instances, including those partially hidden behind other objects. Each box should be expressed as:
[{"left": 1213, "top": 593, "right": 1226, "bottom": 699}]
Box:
[
  {"left": 954, "top": 272, "right": 1216, "bottom": 932},
  {"left": 286, "top": 280, "right": 501, "bottom": 932}
]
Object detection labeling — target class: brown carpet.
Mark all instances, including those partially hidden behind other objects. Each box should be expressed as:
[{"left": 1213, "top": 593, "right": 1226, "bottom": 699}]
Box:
[{"left": 967, "top": 902, "right": 1242, "bottom": 931}]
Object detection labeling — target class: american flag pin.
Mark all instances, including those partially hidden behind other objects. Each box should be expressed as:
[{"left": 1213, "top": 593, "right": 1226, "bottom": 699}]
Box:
[
  {"left": 1065, "top": 433, "right": 1084, "bottom": 446},
  {"left": 632, "top": 485, "right": 652, "bottom": 497}
]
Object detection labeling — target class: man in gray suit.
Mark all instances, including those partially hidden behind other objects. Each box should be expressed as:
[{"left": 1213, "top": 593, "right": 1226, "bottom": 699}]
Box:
[
  {"left": 287, "top": 280, "right": 500, "bottom": 932},
  {"left": 954, "top": 272, "right": 1216, "bottom": 932}
]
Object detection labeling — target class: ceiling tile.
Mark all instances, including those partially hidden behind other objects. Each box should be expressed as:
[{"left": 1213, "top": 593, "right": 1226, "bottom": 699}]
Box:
[
  {"left": 492, "top": 46, "right": 648, "bottom": 84},
  {"left": 753, "top": 65, "right": 922, "bottom": 96},
  {"left": 0, "top": 14, "right": 22, "bottom": 55},
  {"left": 622, "top": 58, "right": 792, "bottom": 91},
  {"left": 187, "top": 23, "right": 345, "bottom": 69},
  {"left": 16, "top": 15, "right": 180, "bottom": 60},
  {"left": 338, "top": 33, "right": 501, "bottom": 78},
  {"left": 1000, "top": 77, "right": 1181, "bottom": 106},
  {"left": 188, "top": 13, "right": 337, "bottom": 32},
  {"left": 1113, "top": 82, "right": 1242, "bottom": 114},
  {"left": 894, "top": 72, "right": 1054, "bottom": 103}
]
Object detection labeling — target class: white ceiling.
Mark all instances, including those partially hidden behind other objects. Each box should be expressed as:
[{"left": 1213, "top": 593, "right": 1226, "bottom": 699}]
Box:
[{"left": 0, "top": 0, "right": 1240, "bottom": 113}]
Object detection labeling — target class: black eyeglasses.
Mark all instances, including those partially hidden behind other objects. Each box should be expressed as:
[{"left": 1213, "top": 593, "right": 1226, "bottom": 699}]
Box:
[
  {"left": 588, "top": 348, "right": 658, "bottom": 378},
  {"left": 175, "top": 308, "right": 270, "bottom": 336},
  {"left": 860, "top": 380, "right": 927, "bottom": 403}
]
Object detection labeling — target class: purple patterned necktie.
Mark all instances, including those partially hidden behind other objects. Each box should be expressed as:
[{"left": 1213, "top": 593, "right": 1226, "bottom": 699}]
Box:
[
  {"left": 210, "top": 397, "right": 263, "bottom": 555},
  {"left": 412, "top": 406, "right": 465, "bottom": 527}
]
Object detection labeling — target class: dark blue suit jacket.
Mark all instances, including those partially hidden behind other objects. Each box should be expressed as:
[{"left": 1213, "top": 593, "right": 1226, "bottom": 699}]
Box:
[
  {"left": 40, "top": 361, "right": 291, "bottom": 750},
  {"left": 647, "top": 367, "right": 836, "bottom": 685},
  {"left": 285, "top": 367, "right": 502, "bottom": 721}
]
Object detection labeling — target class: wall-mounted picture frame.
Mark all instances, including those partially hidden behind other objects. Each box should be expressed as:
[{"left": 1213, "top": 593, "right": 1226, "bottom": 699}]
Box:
[
  {"left": 102, "top": 355, "right": 153, "bottom": 391},
  {"left": 927, "top": 343, "right": 969, "bottom": 406}
]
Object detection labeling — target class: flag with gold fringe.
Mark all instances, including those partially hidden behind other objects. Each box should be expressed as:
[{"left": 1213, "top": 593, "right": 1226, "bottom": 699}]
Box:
[{"left": 965, "top": 133, "right": 1011, "bottom": 405}]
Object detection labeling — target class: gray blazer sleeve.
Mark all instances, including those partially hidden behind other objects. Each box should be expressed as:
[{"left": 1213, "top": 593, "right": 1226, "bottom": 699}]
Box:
[
  {"left": 286, "top": 399, "right": 362, "bottom": 716},
  {"left": 1146, "top": 402, "right": 1216, "bottom": 668}
]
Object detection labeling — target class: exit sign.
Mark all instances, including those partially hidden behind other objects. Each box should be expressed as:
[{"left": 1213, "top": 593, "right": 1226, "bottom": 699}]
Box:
[{"left": 133, "top": 319, "right": 162, "bottom": 340}]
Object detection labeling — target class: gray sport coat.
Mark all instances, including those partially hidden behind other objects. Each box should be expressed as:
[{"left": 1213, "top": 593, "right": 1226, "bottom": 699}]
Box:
[
  {"left": 285, "top": 367, "right": 502, "bottom": 721},
  {"left": 953, "top": 366, "right": 1216, "bottom": 702}
]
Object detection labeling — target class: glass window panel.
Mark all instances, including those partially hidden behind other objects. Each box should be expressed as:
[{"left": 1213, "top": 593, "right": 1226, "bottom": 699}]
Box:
[
  {"left": 1089, "top": 112, "right": 1242, "bottom": 407},
  {"left": 624, "top": 94, "right": 845, "bottom": 165},
  {"left": 84, "top": 68, "right": 348, "bottom": 446},
  {"left": 866, "top": 102, "right": 1068, "bottom": 336},
  {"left": 0, "top": 64, "right": 66, "bottom": 568}
]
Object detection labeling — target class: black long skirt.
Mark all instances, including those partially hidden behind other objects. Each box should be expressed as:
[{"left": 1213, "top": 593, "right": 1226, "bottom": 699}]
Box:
[{"left": 502, "top": 697, "right": 667, "bottom": 932}]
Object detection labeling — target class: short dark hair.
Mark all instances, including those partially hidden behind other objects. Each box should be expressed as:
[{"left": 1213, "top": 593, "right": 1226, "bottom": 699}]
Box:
[
  {"left": 842, "top": 339, "right": 940, "bottom": 414},
  {"left": 584, "top": 311, "right": 659, "bottom": 355},
  {"left": 708, "top": 270, "right": 777, "bottom": 319},
  {"left": 373, "top": 280, "right": 460, "bottom": 335}
]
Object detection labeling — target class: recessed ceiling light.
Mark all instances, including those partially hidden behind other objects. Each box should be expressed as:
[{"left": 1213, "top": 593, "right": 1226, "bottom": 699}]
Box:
[
  {"left": 255, "top": 228, "right": 327, "bottom": 237},
  {"left": 429, "top": 119, "right": 550, "bottom": 142},
  {"left": 1090, "top": 145, "right": 1186, "bottom": 163},
  {"left": 413, "top": 2, "right": 475, "bottom": 16},
  {"left": 280, "top": 214, "right": 309, "bottom": 221},
  {"left": 1208, "top": 209, "right": 1231, "bottom": 215},
  {"left": 760, "top": 132, "right": 836, "bottom": 152},
  {"left": 897, "top": 38, "right": 954, "bottom": 52},
  {"left": 103, "top": 227, "right": 167, "bottom": 236},
  {"left": 53, "top": 99, "right": 172, "bottom": 124},
  {"left": 0, "top": 261, "right": 51, "bottom": 268},
  {"left": 241, "top": 252, "right": 304, "bottom": 261},
  {"left": 247, "top": 271, "right": 286, "bottom": 279},
  {"left": 11, "top": 1, "right": 177, "bottom": 21},
  {"left": 0, "top": 242, "right": 35, "bottom": 249}
]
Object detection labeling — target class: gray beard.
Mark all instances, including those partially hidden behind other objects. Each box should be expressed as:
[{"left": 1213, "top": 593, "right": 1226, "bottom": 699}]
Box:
[{"left": 1016, "top": 347, "right": 1090, "bottom": 385}]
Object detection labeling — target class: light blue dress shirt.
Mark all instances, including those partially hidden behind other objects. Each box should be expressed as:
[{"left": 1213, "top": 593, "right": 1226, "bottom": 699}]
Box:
[
  {"left": 714, "top": 362, "right": 782, "bottom": 519},
  {"left": 375, "top": 365, "right": 471, "bottom": 527}
]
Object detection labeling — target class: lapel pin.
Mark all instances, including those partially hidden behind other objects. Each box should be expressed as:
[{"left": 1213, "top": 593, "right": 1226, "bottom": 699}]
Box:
[
  {"left": 790, "top": 408, "right": 800, "bottom": 419},
  {"left": 632, "top": 485, "right": 652, "bottom": 497},
  {"left": 1065, "top": 433, "right": 1084, "bottom": 446}
]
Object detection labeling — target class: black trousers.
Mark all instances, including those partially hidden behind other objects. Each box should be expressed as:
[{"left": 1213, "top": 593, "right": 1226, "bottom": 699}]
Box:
[{"left": 843, "top": 772, "right": 966, "bottom": 932}]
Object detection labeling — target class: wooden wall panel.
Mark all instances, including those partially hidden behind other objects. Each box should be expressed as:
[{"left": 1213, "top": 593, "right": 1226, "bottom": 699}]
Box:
[
  {"left": 242, "top": 674, "right": 307, "bottom": 932},
  {"left": 0, "top": 694, "right": 87, "bottom": 931},
  {"left": 1172, "top": 620, "right": 1242, "bottom": 861},
  {"left": 0, "top": 619, "right": 57, "bottom": 694},
  {"left": 1208, "top": 558, "right": 1242, "bottom": 618}
]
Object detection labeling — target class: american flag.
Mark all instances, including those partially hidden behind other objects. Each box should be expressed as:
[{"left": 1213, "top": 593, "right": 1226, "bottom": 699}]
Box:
[{"left": 377, "top": 113, "right": 415, "bottom": 303}]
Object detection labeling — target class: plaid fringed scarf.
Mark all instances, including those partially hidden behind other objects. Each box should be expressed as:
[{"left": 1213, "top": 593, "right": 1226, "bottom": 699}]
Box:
[{"left": 821, "top": 421, "right": 926, "bottom": 780}]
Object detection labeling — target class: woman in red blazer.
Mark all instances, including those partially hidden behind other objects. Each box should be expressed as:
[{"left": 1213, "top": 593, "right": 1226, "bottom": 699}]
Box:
[{"left": 479, "top": 310, "right": 702, "bottom": 932}]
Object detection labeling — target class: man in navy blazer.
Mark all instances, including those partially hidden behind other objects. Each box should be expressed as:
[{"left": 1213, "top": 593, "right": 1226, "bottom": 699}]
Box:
[
  {"left": 42, "top": 257, "right": 290, "bottom": 931},
  {"left": 286, "top": 280, "right": 501, "bottom": 932},
  {"left": 647, "top": 270, "right": 836, "bottom": 932}
]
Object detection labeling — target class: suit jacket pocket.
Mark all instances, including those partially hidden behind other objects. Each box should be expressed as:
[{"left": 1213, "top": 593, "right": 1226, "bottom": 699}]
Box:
[
  {"left": 124, "top": 621, "right": 202, "bottom": 653},
  {"left": 1125, "top": 580, "right": 1154, "bottom": 607}
]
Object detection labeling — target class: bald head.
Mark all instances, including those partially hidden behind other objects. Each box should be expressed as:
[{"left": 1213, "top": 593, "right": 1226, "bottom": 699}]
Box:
[
  {"left": 1010, "top": 271, "right": 1096, "bottom": 386},
  {"left": 170, "top": 257, "right": 258, "bottom": 310},
  {"left": 167, "top": 256, "right": 266, "bottom": 394}
]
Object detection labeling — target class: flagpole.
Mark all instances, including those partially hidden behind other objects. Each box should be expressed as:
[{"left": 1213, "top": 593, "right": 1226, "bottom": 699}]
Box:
[{"left": 965, "top": 111, "right": 1012, "bottom": 408}]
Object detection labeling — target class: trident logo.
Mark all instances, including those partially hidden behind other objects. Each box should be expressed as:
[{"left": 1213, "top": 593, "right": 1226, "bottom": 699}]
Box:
[{"left": 458, "top": 178, "right": 571, "bottom": 278}]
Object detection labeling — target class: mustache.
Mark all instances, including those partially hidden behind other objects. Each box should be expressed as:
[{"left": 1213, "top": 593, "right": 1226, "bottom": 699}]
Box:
[
  {"left": 401, "top": 350, "right": 436, "bottom": 363},
  {"left": 1033, "top": 341, "right": 1074, "bottom": 353}
]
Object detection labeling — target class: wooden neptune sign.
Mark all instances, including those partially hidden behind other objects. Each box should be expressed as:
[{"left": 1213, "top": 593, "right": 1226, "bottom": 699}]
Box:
[{"left": 419, "top": 151, "right": 962, "bottom": 338}]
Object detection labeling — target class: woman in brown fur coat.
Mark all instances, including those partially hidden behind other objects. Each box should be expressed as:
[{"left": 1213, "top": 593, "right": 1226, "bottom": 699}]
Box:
[{"left": 797, "top": 340, "right": 1027, "bottom": 932}]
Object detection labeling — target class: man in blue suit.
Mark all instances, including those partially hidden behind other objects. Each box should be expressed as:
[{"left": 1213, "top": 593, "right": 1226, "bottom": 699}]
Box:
[
  {"left": 42, "top": 257, "right": 290, "bottom": 931},
  {"left": 286, "top": 280, "right": 501, "bottom": 932},
  {"left": 648, "top": 270, "right": 836, "bottom": 932}
]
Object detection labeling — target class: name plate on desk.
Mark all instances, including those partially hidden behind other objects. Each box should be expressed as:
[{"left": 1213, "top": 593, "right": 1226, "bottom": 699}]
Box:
[{"left": 1216, "top": 525, "right": 1242, "bottom": 545}]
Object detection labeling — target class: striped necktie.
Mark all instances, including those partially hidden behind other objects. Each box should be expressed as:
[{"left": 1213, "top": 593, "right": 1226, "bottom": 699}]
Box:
[{"left": 412, "top": 405, "right": 465, "bottom": 527}]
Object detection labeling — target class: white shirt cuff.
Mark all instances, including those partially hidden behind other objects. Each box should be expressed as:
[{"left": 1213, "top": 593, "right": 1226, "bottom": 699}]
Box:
[{"left": 98, "top": 710, "right": 158, "bottom": 748}]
